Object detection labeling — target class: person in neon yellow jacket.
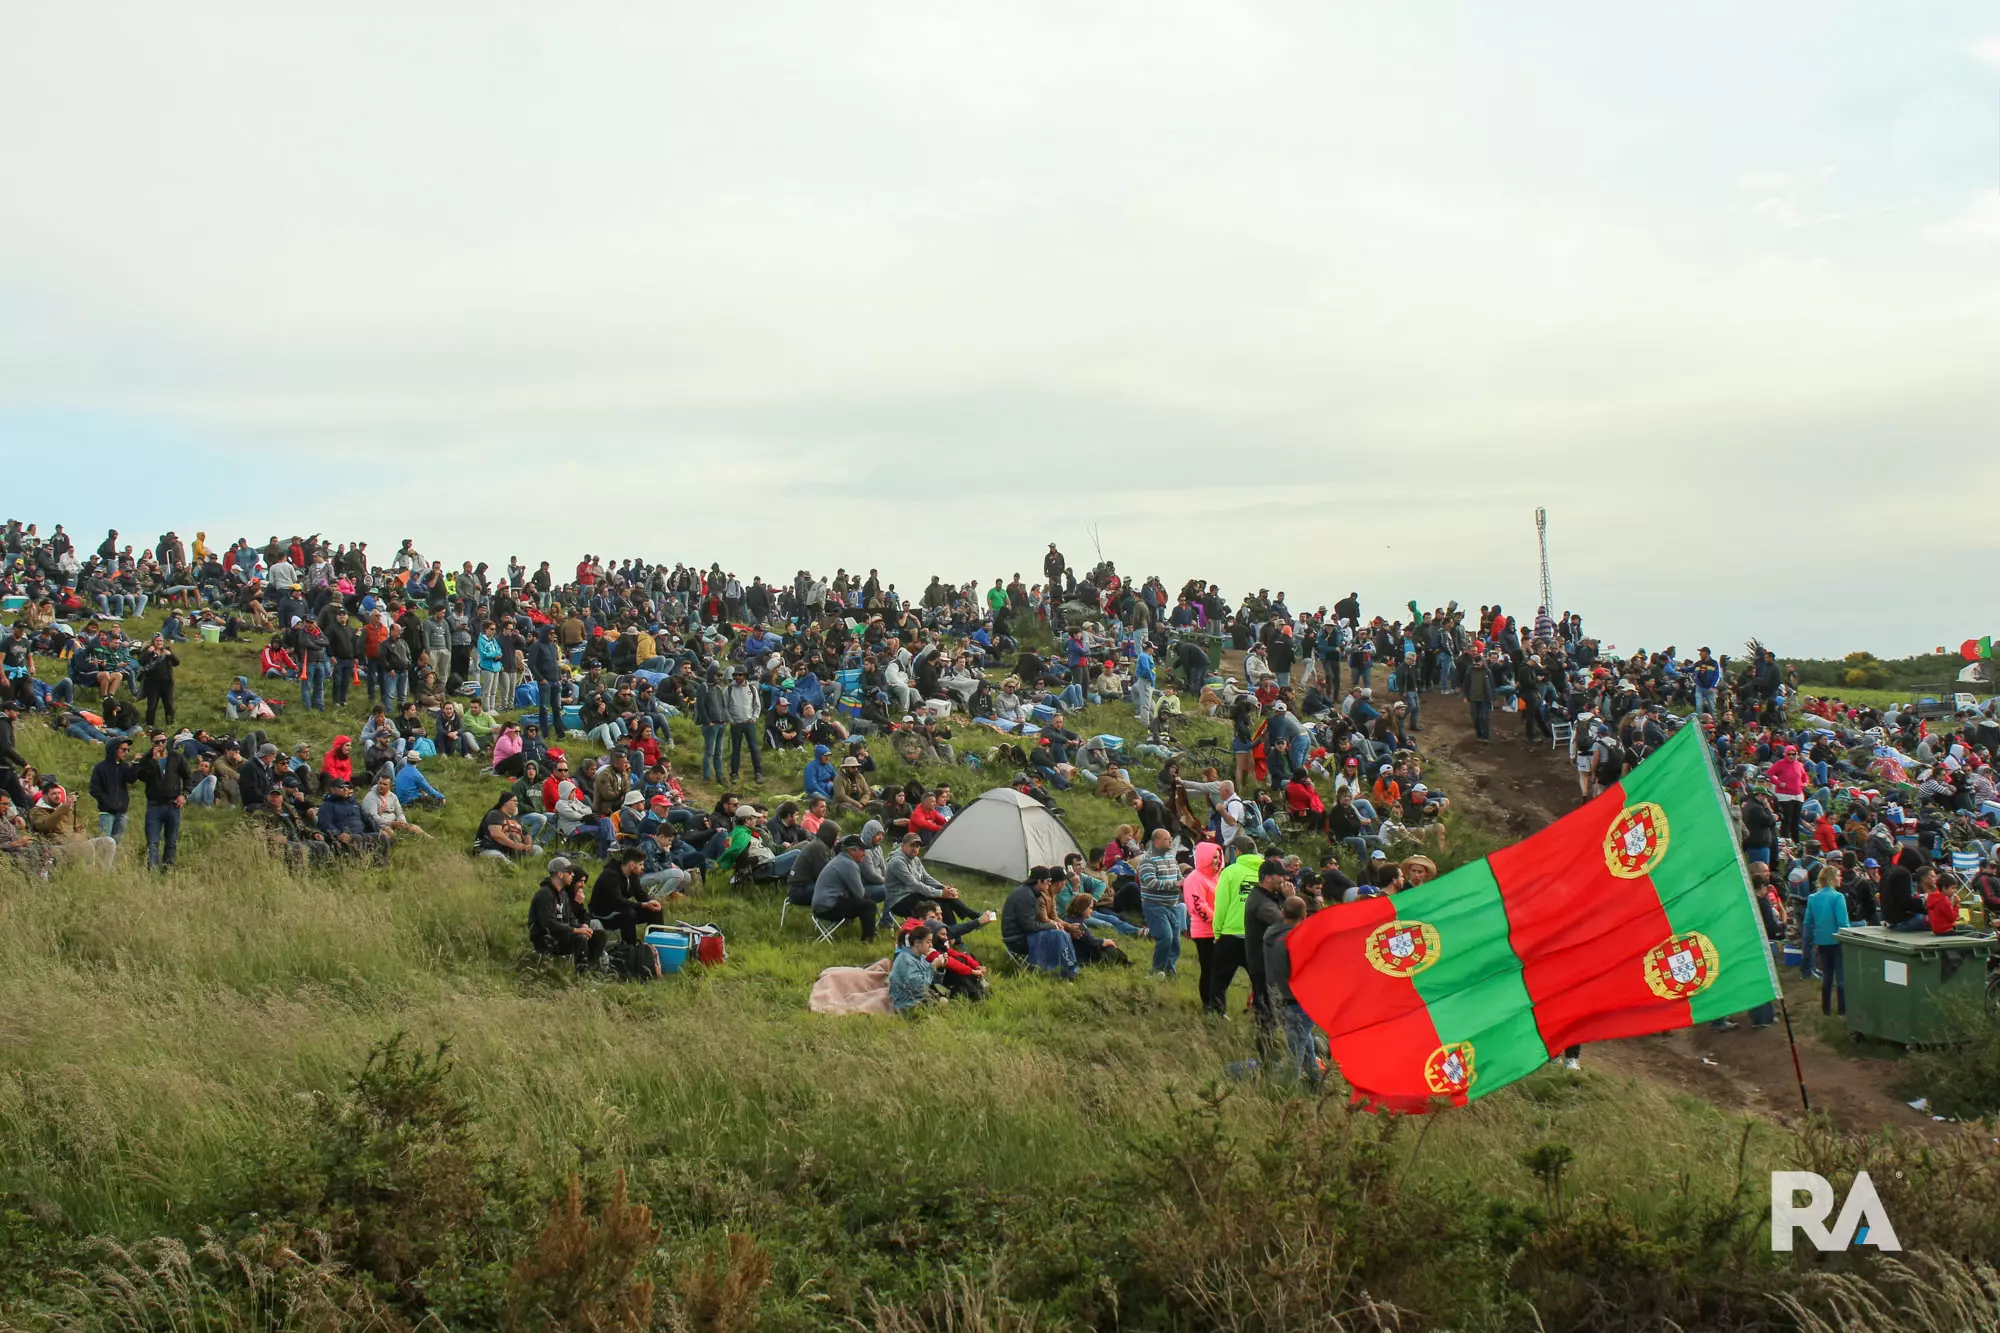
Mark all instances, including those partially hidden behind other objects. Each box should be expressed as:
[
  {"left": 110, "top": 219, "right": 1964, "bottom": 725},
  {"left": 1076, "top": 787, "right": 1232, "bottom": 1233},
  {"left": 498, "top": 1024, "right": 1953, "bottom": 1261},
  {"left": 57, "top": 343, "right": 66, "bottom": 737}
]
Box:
[{"left": 1209, "top": 852, "right": 1261, "bottom": 1015}]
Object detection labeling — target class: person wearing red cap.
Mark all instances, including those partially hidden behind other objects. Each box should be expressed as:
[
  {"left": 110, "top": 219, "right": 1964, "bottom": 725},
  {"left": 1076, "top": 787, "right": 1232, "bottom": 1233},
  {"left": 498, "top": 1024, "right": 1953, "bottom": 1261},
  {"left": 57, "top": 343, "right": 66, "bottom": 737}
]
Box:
[{"left": 1768, "top": 745, "right": 1808, "bottom": 843}]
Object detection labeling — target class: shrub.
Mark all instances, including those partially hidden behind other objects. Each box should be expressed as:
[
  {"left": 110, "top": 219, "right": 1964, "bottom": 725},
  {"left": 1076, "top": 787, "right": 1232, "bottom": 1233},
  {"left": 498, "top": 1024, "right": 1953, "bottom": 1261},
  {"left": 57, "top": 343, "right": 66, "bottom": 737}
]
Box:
[{"left": 305, "top": 1035, "right": 490, "bottom": 1306}]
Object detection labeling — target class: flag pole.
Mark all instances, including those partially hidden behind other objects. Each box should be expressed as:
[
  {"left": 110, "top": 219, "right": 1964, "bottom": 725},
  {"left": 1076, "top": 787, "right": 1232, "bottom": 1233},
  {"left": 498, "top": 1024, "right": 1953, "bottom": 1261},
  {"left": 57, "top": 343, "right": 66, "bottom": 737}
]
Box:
[{"left": 1777, "top": 996, "right": 1810, "bottom": 1113}]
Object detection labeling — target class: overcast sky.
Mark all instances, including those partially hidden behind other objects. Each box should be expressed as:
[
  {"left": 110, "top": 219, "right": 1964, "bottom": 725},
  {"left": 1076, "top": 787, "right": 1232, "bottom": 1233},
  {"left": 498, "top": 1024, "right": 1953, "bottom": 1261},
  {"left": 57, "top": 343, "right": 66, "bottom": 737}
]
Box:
[{"left": 3, "top": 3, "right": 1997, "bottom": 658}]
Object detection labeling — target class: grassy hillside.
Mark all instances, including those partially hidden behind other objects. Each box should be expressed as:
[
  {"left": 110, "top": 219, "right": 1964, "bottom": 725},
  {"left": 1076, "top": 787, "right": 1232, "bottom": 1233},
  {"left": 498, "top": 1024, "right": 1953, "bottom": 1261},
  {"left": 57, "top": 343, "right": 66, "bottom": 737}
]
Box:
[{"left": 4, "top": 619, "right": 1998, "bottom": 1331}]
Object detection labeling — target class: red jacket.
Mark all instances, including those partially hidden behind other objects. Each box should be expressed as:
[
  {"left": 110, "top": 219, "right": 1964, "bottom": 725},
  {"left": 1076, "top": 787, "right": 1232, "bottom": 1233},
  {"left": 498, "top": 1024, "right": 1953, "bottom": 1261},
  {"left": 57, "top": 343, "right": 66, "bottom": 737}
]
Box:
[
  {"left": 910, "top": 803, "right": 949, "bottom": 835},
  {"left": 1285, "top": 778, "right": 1324, "bottom": 817},
  {"left": 926, "top": 944, "right": 981, "bottom": 977},
  {"left": 1926, "top": 889, "right": 1959, "bottom": 935}
]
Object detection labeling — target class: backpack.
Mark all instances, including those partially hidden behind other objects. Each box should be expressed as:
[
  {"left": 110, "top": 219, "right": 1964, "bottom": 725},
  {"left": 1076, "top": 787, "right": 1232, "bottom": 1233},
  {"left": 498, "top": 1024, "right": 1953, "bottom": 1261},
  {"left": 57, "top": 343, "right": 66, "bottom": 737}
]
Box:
[{"left": 608, "top": 939, "right": 661, "bottom": 982}]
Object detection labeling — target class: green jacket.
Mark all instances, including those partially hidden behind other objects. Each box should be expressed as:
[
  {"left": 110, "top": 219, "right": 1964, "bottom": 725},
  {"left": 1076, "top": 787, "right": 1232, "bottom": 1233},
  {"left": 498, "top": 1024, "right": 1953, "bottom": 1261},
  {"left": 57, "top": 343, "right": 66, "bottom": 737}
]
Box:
[
  {"left": 714, "top": 825, "right": 752, "bottom": 870},
  {"left": 1211, "top": 853, "right": 1262, "bottom": 938}
]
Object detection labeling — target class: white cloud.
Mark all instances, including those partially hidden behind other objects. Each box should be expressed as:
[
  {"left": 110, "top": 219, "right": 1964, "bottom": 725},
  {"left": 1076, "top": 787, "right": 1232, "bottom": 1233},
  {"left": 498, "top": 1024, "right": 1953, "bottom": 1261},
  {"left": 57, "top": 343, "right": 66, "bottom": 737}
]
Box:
[
  {"left": 1926, "top": 190, "right": 2000, "bottom": 245},
  {"left": 1975, "top": 36, "right": 2000, "bottom": 68},
  {"left": 1, "top": 3, "right": 1998, "bottom": 658}
]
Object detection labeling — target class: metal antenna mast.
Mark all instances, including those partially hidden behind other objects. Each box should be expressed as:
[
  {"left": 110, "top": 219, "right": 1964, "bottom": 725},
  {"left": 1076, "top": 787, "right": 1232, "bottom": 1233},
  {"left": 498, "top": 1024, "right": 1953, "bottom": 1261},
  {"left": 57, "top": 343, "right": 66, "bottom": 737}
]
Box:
[{"left": 1534, "top": 507, "right": 1553, "bottom": 613}]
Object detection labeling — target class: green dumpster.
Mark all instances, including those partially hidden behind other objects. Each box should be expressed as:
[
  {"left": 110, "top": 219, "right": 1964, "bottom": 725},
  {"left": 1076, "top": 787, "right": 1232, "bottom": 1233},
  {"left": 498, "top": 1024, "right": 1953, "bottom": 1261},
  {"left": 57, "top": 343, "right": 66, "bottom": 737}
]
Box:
[{"left": 1837, "top": 925, "right": 1995, "bottom": 1045}]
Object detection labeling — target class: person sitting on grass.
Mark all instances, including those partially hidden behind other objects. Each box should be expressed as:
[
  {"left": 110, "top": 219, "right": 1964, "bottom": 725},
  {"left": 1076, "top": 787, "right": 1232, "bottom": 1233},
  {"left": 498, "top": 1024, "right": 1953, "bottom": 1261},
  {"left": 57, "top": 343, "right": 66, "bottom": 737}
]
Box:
[
  {"left": 258, "top": 637, "right": 299, "bottom": 679},
  {"left": 831, "top": 755, "right": 873, "bottom": 815},
  {"left": 252, "top": 783, "right": 329, "bottom": 865},
  {"left": 316, "top": 776, "right": 389, "bottom": 860},
  {"left": 394, "top": 752, "right": 447, "bottom": 810},
  {"left": 888, "top": 921, "right": 945, "bottom": 1011},
  {"left": 225, "top": 675, "right": 276, "bottom": 721},
  {"left": 883, "top": 831, "right": 978, "bottom": 924},
  {"left": 801, "top": 744, "right": 837, "bottom": 802},
  {"left": 529, "top": 857, "right": 605, "bottom": 974},
  {"left": 638, "top": 823, "right": 695, "bottom": 897},
  {"left": 362, "top": 767, "right": 432, "bottom": 840},
  {"left": 476, "top": 791, "right": 537, "bottom": 862},
  {"left": 590, "top": 847, "right": 666, "bottom": 946},
  {"left": 908, "top": 789, "right": 950, "bottom": 846},
  {"left": 912, "top": 917, "right": 988, "bottom": 1000},
  {"left": 1285, "top": 773, "right": 1327, "bottom": 834},
  {"left": 1060, "top": 893, "right": 1136, "bottom": 963}
]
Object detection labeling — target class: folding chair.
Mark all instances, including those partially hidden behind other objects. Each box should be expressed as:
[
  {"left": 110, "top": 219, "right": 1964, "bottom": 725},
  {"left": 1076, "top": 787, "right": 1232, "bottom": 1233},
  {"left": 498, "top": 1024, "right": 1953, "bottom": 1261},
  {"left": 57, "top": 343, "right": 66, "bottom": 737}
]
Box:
[
  {"left": 1549, "top": 719, "right": 1574, "bottom": 752},
  {"left": 811, "top": 913, "right": 849, "bottom": 944}
]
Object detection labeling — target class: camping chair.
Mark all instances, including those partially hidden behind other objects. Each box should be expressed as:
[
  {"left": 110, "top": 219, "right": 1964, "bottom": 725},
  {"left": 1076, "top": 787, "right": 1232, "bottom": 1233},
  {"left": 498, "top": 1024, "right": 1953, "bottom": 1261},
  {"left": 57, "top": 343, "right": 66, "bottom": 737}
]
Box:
[
  {"left": 811, "top": 912, "right": 849, "bottom": 945},
  {"left": 1549, "top": 719, "right": 1574, "bottom": 752}
]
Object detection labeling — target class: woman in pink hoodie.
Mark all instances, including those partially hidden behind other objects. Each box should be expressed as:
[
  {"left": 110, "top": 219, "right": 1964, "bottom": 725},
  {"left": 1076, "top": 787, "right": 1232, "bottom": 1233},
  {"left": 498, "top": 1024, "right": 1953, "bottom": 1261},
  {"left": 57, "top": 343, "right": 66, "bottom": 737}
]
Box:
[
  {"left": 1768, "top": 745, "right": 1808, "bottom": 844},
  {"left": 1183, "top": 841, "right": 1223, "bottom": 1013}
]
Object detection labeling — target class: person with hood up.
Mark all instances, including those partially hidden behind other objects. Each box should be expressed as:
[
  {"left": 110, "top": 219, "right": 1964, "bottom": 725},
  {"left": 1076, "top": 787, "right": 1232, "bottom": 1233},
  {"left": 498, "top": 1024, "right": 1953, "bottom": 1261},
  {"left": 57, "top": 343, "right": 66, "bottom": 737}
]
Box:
[
  {"left": 1208, "top": 851, "right": 1263, "bottom": 1015},
  {"left": 802, "top": 744, "right": 836, "bottom": 802},
  {"left": 1183, "top": 842, "right": 1223, "bottom": 1011},
  {"left": 225, "top": 675, "right": 275, "bottom": 721},
  {"left": 318, "top": 735, "right": 355, "bottom": 796},
  {"left": 88, "top": 736, "right": 142, "bottom": 842}
]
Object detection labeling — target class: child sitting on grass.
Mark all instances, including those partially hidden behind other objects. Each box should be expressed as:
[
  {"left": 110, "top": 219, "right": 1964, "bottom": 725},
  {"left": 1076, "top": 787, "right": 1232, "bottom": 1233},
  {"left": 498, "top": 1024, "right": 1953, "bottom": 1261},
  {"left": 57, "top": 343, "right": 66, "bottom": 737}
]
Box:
[
  {"left": 903, "top": 916, "right": 989, "bottom": 1001},
  {"left": 888, "top": 923, "right": 946, "bottom": 1012}
]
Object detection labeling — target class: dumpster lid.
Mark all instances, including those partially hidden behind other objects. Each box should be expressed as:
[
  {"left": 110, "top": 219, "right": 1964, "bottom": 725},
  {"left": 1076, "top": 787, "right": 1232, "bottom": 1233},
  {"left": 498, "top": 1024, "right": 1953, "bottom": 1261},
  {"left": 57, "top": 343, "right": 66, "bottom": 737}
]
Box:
[{"left": 1835, "top": 924, "right": 1997, "bottom": 954}]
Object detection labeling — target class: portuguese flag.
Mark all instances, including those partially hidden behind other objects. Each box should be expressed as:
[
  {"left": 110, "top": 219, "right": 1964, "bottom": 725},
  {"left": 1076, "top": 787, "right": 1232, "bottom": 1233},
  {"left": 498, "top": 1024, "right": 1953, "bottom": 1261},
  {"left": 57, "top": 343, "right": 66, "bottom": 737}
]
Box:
[{"left": 1286, "top": 723, "right": 1777, "bottom": 1112}]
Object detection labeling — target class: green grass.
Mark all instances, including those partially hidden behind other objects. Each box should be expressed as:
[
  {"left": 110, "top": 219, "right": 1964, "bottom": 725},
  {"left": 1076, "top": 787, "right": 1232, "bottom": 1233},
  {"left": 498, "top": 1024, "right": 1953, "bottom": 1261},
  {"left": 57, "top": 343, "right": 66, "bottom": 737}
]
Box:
[{"left": 5, "top": 617, "right": 1997, "bottom": 1329}]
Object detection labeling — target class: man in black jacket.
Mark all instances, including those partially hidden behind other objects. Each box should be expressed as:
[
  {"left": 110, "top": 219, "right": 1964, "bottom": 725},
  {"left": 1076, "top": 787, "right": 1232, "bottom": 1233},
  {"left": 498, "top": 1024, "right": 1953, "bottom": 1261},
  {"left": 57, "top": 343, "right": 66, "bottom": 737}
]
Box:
[
  {"left": 589, "top": 847, "right": 664, "bottom": 946},
  {"left": 1242, "top": 859, "right": 1293, "bottom": 1062},
  {"left": 528, "top": 629, "right": 565, "bottom": 737},
  {"left": 529, "top": 858, "right": 605, "bottom": 973},
  {"left": 319, "top": 606, "right": 359, "bottom": 707},
  {"left": 137, "top": 731, "right": 194, "bottom": 870},
  {"left": 0, "top": 700, "right": 26, "bottom": 769},
  {"left": 238, "top": 742, "right": 278, "bottom": 812},
  {"left": 88, "top": 736, "right": 142, "bottom": 843},
  {"left": 137, "top": 636, "right": 179, "bottom": 727}
]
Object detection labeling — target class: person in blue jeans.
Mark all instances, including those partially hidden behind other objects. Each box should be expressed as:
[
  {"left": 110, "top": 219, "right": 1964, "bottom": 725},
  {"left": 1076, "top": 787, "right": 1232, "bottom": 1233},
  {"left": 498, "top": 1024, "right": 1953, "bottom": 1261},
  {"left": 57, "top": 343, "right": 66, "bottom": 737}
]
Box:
[
  {"left": 1133, "top": 830, "right": 1186, "bottom": 976},
  {"left": 1802, "top": 866, "right": 1850, "bottom": 1015}
]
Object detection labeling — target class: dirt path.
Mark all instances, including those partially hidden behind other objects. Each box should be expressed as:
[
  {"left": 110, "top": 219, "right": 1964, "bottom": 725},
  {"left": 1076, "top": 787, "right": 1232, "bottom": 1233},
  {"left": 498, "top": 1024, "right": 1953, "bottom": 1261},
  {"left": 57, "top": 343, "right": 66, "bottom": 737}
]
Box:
[{"left": 1412, "top": 694, "right": 1942, "bottom": 1135}]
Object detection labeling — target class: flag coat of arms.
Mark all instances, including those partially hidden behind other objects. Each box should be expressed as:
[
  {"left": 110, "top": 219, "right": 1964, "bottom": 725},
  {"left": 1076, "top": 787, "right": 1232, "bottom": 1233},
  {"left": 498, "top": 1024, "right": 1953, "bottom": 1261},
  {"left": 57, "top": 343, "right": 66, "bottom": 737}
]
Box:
[{"left": 1286, "top": 724, "right": 1777, "bottom": 1111}]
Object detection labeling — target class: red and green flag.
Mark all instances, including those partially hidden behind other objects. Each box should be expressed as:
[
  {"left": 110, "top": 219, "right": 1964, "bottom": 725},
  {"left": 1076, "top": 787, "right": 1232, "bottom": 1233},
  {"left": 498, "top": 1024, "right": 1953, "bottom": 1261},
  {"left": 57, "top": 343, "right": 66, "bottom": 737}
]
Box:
[{"left": 1287, "top": 723, "right": 1777, "bottom": 1112}]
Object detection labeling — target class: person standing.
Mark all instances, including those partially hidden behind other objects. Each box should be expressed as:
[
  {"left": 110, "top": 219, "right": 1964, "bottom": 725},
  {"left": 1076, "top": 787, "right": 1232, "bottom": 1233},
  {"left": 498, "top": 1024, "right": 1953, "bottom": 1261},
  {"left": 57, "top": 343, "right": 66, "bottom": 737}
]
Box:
[
  {"left": 1208, "top": 851, "right": 1262, "bottom": 1015},
  {"left": 724, "top": 665, "right": 763, "bottom": 782},
  {"left": 88, "top": 736, "right": 141, "bottom": 843},
  {"left": 1461, "top": 642, "right": 1493, "bottom": 742},
  {"left": 528, "top": 628, "right": 565, "bottom": 738},
  {"left": 1133, "top": 828, "right": 1185, "bottom": 978},
  {"left": 321, "top": 605, "right": 358, "bottom": 708},
  {"left": 137, "top": 635, "right": 179, "bottom": 727},
  {"left": 695, "top": 666, "right": 729, "bottom": 782},
  {"left": 1803, "top": 866, "right": 1851, "bottom": 1016},
  {"left": 137, "top": 731, "right": 193, "bottom": 871},
  {"left": 1242, "top": 859, "right": 1292, "bottom": 1064},
  {"left": 1264, "top": 893, "right": 1320, "bottom": 1086}
]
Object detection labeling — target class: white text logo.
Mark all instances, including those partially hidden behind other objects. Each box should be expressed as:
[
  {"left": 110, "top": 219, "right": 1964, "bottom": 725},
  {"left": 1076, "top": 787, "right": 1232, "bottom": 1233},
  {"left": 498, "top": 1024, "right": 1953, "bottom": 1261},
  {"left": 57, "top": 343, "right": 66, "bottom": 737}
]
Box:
[{"left": 1770, "top": 1171, "right": 1900, "bottom": 1252}]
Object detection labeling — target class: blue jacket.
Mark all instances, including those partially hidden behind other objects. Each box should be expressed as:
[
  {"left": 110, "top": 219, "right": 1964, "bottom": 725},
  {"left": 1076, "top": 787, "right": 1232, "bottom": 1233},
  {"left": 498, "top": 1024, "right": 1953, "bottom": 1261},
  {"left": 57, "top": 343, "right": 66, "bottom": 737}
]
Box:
[
  {"left": 317, "top": 795, "right": 378, "bottom": 838},
  {"left": 1802, "top": 887, "right": 1851, "bottom": 947},
  {"left": 395, "top": 763, "right": 445, "bottom": 804},
  {"left": 802, "top": 752, "right": 836, "bottom": 801}
]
